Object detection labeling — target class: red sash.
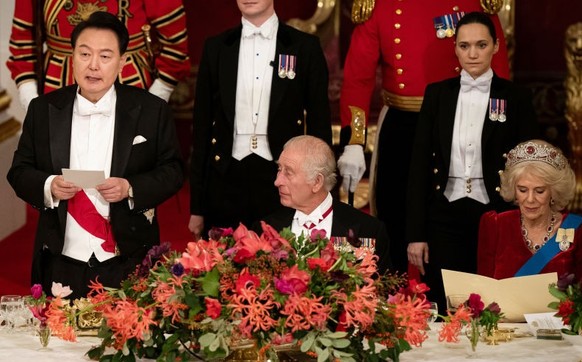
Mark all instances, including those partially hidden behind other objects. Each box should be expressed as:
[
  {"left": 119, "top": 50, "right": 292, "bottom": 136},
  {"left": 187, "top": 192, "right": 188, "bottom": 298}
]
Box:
[{"left": 67, "top": 190, "right": 116, "bottom": 253}]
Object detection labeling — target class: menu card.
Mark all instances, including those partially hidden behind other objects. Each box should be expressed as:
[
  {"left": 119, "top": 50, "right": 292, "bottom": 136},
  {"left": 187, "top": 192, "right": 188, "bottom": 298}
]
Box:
[{"left": 441, "top": 269, "right": 558, "bottom": 322}]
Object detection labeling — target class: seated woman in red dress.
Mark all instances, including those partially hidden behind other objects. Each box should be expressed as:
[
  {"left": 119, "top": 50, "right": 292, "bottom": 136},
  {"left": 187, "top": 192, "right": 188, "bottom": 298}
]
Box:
[{"left": 478, "top": 139, "right": 582, "bottom": 280}]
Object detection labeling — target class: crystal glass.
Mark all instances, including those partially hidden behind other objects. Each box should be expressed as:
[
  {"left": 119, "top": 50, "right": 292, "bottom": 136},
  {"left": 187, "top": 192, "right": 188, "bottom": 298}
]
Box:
[
  {"left": 0, "top": 295, "right": 23, "bottom": 333},
  {"left": 446, "top": 294, "right": 468, "bottom": 313}
]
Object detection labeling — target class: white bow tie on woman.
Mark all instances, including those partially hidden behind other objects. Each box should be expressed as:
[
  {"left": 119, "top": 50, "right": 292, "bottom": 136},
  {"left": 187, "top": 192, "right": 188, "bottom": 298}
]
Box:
[{"left": 460, "top": 77, "right": 490, "bottom": 93}]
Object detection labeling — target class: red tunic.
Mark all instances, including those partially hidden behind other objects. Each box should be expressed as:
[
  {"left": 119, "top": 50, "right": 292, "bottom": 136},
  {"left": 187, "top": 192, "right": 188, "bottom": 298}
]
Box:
[
  {"left": 340, "top": 0, "right": 510, "bottom": 126},
  {"left": 7, "top": 0, "right": 190, "bottom": 93},
  {"left": 478, "top": 210, "right": 582, "bottom": 281}
]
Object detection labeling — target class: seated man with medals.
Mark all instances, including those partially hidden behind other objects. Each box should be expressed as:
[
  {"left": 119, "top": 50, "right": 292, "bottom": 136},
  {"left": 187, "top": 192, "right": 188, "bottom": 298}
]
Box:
[
  {"left": 259, "top": 135, "right": 392, "bottom": 274},
  {"left": 478, "top": 140, "right": 582, "bottom": 280}
]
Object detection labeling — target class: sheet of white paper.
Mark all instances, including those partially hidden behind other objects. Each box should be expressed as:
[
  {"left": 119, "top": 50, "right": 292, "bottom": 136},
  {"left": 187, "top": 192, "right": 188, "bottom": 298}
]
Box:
[
  {"left": 441, "top": 269, "right": 558, "bottom": 322},
  {"left": 62, "top": 169, "right": 106, "bottom": 189},
  {"left": 523, "top": 312, "right": 565, "bottom": 335}
]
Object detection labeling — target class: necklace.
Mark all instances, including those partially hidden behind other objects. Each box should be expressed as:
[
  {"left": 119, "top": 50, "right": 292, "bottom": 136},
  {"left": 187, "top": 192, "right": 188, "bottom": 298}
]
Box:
[{"left": 520, "top": 213, "right": 556, "bottom": 253}]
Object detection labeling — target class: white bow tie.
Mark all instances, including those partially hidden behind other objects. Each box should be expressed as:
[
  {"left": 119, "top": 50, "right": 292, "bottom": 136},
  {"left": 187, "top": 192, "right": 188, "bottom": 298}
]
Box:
[
  {"left": 76, "top": 100, "right": 112, "bottom": 117},
  {"left": 242, "top": 24, "right": 271, "bottom": 39},
  {"left": 460, "top": 77, "right": 490, "bottom": 93}
]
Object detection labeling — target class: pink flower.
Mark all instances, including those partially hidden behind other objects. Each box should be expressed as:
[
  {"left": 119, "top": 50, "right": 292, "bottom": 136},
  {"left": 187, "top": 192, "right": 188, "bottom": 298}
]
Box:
[
  {"left": 310, "top": 229, "right": 327, "bottom": 240},
  {"left": 205, "top": 297, "right": 222, "bottom": 319},
  {"left": 51, "top": 282, "right": 72, "bottom": 298},
  {"left": 31, "top": 284, "right": 43, "bottom": 299},
  {"left": 275, "top": 265, "right": 310, "bottom": 295},
  {"left": 260, "top": 221, "right": 292, "bottom": 250},
  {"left": 179, "top": 239, "right": 224, "bottom": 273}
]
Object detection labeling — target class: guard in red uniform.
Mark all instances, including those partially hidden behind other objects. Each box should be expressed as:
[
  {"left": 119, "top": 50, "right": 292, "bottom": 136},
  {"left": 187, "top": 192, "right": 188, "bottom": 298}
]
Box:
[
  {"left": 7, "top": 0, "right": 190, "bottom": 109},
  {"left": 338, "top": 0, "right": 510, "bottom": 274}
]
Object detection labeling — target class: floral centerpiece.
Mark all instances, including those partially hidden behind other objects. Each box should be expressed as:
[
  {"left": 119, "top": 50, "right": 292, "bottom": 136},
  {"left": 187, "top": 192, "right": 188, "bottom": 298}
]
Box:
[
  {"left": 439, "top": 293, "right": 503, "bottom": 352},
  {"left": 26, "top": 282, "right": 73, "bottom": 347},
  {"left": 548, "top": 274, "right": 582, "bottom": 336},
  {"left": 48, "top": 222, "right": 430, "bottom": 361}
]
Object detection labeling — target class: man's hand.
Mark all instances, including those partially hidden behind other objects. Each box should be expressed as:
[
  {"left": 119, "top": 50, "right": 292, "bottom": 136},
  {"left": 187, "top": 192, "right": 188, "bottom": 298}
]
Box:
[
  {"left": 407, "top": 242, "right": 429, "bottom": 275},
  {"left": 337, "top": 144, "right": 366, "bottom": 193},
  {"left": 96, "top": 177, "right": 130, "bottom": 203},
  {"left": 189, "top": 215, "right": 204, "bottom": 241},
  {"left": 51, "top": 176, "right": 80, "bottom": 200}
]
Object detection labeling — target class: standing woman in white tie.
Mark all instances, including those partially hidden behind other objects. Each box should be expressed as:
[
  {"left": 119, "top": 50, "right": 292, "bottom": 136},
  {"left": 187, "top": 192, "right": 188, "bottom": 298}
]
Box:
[{"left": 405, "top": 12, "right": 539, "bottom": 314}]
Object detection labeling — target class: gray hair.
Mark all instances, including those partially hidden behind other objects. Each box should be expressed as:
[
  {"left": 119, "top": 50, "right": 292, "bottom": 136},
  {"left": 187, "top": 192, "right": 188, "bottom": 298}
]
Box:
[
  {"left": 283, "top": 135, "right": 337, "bottom": 191},
  {"left": 500, "top": 140, "right": 576, "bottom": 211}
]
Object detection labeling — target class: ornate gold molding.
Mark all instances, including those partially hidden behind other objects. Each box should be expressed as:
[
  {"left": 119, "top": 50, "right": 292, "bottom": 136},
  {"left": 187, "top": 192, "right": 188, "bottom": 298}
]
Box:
[
  {"left": 286, "top": 0, "right": 336, "bottom": 34},
  {"left": 0, "top": 118, "right": 21, "bottom": 143},
  {"left": 0, "top": 90, "right": 11, "bottom": 113}
]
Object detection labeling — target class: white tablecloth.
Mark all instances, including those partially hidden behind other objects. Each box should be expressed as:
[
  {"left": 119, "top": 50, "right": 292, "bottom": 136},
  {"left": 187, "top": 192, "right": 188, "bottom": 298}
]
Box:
[
  {"left": 401, "top": 324, "right": 582, "bottom": 362},
  {"left": 0, "top": 324, "right": 580, "bottom": 361}
]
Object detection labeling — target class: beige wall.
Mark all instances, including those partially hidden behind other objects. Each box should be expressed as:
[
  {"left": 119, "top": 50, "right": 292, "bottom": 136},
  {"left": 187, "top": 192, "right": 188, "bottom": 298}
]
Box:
[{"left": 0, "top": 1, "right": 27, "bottom": 241}]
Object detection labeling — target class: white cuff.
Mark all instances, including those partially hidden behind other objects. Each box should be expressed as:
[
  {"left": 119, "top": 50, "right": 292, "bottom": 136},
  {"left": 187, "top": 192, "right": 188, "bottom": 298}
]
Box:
[
  {"left": 18, "top": 81, "right": 39, "bottom": 111},
  {"left": 44, "top": 175, "right": 60, "bottom": 208},
  {"left": 148, "top": 79, "right": 174, "bottom": 102}
]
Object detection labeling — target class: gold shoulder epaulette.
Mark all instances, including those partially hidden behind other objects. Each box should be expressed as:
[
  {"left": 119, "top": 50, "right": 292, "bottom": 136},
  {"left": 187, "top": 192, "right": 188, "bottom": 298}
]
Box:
[
  {"left": 351, "top": 0, "right": 376, "bottom": 24},
  {"left": 480, "top": 0, "right": 503, "bottom": 14}
]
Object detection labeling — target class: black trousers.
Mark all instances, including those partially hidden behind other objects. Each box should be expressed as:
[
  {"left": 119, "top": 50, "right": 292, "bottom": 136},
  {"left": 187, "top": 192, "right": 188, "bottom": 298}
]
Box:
[
  {"left": 422, "top": 193, "right": 493, "bottom": 315},
  {"left": 39, "top": 250, "right": 144, "bottom": 300},
  {"left": 203, "top": 154, "right": 281, "bottom": 236},
  {"left": 375, "top": 108, "right": 419, "bottom": 275}
]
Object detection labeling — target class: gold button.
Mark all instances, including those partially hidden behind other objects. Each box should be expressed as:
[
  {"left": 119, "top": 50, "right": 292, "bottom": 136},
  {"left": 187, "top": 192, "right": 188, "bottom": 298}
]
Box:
[
  {"left": 395, "top": 53, "right": 402, "bottom": 60},
  {"left": 394, "top": 38, "right": 401, "bottom": 44},
  {"left": 498, "top": 170, "right": 504, "bottom": 175},
  {"left": 436, "top": 185, "right": 441, "bottom": 190},
  {"left": 453, "top": 6, "right": 459, "bottom": 11},
  {"left": 214, "top": 155, "right": 220, "bottom": 161},
  {"left": 397, "top": 68, "right": 403, "bottom": 75},
  {"left": 297, "top": 119, "right": 302, "bottom": 125},
  {"left": 211, "top": 138, "right": 217, "bottom": 145},
  {"left": 395, "top": 9, "right": 402, "bottom": 15},
  {"left": 433, "top": 168, "right": 438, "bottom": 174},
  {"left": 455, "top": 66, "right": 461, "bottom": 72},
  {"left": 394, "top": 23, "right": 401, "bottom": 29},
  {"left": 495, "top": 187, "right": 501, "bottom": 192},
  {"left": 398, "top": 83, "right": 405, "bottom": 89}
]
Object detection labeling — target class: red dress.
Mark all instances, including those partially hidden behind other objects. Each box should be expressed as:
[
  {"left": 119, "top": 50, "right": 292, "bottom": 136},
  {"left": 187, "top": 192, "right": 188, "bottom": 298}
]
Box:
[
  {"left": 7, "top": 0, "right": 190, "bottom": 93},
  {"left": 478, "top": 210, "right": 582, "bottom": 280}
]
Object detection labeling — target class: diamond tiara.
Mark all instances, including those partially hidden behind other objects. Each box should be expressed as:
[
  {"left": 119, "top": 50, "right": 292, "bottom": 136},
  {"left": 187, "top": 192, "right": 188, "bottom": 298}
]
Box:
[{"left": 505, "top": 141, "right": 568, "bottom": 170}]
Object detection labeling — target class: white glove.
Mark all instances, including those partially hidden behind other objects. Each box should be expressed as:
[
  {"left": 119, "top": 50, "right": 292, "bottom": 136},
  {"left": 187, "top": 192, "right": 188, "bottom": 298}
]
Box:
[
  {"left": 148, "top": 78, "right": 174, "bottom": 102},
  {"left": 337, "top": 144, "right": 366, "bottom": 193},
  {"left": 18, "top": 81, "right": 39, "bottom": 111}
]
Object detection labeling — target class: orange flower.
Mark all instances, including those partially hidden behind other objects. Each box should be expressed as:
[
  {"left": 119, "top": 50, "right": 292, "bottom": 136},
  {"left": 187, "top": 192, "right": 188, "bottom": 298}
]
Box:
[
  {"left": 391, "top": 294, "right": 429, "bottom": 347},
  {"left": 45, "top": 297, "right": 77, "bottom": 342},
  {"left": 229, "top": 285, "right": 279, "bottom": 337},
  {"left": 232, "top": 224, "right": 273, "bottom": 263},
  {"left": 100, "top": 299, "right": 158, "bottom": 349},
  {"left": 438, "top": 305, "right": 472, "bottom": 343},
  {"left": 332, "top": 281, "right": 378, "bottom": 330},
  {"left": 281, "top": 294, "right": 331, "bottom": 332},
  {"left": 259, "top": 221, "right": 292, "bottom": 251},
  {"left": 152, "top": 281, "right": 188, "bottom": 323}
]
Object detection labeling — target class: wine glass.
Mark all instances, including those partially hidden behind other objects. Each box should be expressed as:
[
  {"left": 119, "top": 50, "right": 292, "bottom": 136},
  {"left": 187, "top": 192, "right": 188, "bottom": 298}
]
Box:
[
  {"left": 0, "top": 295, "right": 23, "bottom": 333},
  {"left": 427, "top": 301, "right": 438, "bottom": 332},
  {"left": 446, "top": 294, "right": 468, "bottom": 314}
]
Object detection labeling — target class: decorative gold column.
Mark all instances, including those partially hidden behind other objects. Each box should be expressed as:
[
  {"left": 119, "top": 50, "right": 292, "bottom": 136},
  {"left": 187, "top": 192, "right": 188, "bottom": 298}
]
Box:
[{"left": 565, "top": 22, "right": 582, "bottom": 211}]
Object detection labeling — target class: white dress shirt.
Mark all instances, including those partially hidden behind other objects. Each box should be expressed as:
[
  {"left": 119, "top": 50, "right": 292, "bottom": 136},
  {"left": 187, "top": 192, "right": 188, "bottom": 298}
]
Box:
[
  {"left": 60, "top": 86, "right": 117, "bottom": 262},
  {"left": 232, "top": 13, "right": 278, "bottom": 161},
  {"left": 292, "top": 193, "right": 334, "bottom": 239},
  {"left": 445, "top": 69, "right": 492, "bottom": 204}
]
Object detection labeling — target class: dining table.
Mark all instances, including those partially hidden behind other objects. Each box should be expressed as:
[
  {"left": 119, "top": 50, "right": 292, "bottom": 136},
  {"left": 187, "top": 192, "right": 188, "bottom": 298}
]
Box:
[{"left": 0, "top": 323, "right": 581, "bottom": 361}]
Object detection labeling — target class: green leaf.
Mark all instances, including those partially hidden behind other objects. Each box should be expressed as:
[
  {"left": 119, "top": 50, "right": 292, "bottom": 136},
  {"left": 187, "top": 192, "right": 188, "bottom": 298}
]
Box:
[
  {"left": 317, "top": 347, "right": 330, "bottom": 362},
  {"left": 199, "top": 268, "right": 220, "bottom": 297},
  {"left": 319, "top": 337, "right": 332, "bottom": 347},
  {"left": 300, "top": 332, "right": 316, "bottom": 352},
  {"left": 331, "top": 338, "right": 351, "bottom": 348}
]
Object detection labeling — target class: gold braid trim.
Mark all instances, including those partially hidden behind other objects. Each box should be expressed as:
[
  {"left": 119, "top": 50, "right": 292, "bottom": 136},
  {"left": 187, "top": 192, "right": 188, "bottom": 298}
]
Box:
[
  {"left": 480, "top": 0, "right": 503, "bottom": 14},
  {"left": 348, "top": 106, "right": 366, "bottom": 145},
  {"left": 351, "top": 0, "right": 376, "bottom": 24}
]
